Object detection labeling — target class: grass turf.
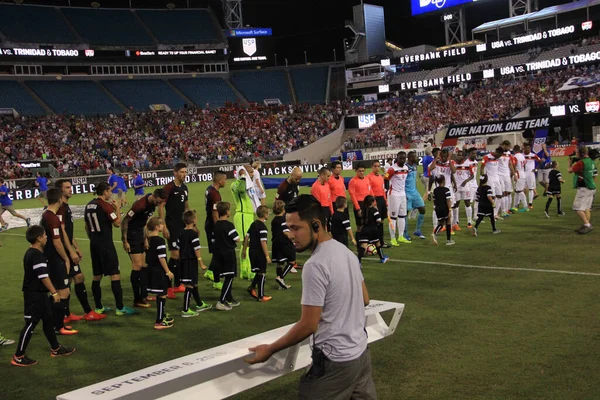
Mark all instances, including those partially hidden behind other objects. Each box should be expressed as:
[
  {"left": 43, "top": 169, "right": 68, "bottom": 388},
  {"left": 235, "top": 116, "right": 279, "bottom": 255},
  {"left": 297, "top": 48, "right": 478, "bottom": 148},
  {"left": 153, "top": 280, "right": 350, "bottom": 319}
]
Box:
[{"left": 0, "top": 156, "right": 599, "bottom": 400}]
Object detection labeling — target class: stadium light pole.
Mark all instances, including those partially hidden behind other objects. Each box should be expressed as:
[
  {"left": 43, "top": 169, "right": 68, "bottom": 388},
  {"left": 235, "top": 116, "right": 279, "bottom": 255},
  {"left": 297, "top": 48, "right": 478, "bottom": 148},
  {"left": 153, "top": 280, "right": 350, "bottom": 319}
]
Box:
[
  {"left": 274, "top": 53, "right": 278, "bottom": 67},
  {"left": 333, "top": 48, "right": 336, "bottom": 62},
  {"left": 304, "top": 50, "right": 307, "bottom": 64}
]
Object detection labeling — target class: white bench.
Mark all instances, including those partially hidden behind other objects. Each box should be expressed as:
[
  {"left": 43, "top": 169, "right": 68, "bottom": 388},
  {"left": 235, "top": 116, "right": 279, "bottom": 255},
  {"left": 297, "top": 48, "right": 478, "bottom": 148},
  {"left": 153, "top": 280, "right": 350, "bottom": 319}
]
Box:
[{"left": 57, "top": 300, "right": 404, "bottom": 400}]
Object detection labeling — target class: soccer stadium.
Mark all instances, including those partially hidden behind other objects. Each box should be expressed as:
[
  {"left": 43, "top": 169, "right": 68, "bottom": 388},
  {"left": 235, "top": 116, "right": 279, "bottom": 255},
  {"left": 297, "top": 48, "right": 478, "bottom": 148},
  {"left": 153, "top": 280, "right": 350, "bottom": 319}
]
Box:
[{"left": 0, "top": 0, "right": 599, "bottom": 398}]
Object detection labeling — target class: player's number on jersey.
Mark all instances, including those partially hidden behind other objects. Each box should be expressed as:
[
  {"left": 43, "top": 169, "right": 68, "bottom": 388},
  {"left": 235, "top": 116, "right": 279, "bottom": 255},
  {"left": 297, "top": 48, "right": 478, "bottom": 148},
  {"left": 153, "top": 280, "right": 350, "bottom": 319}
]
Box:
[
  {"left": 181, "top": 194, "right": 185, "bottom": 203},
  {"left": 86, "top": 213, "right": 101, "bottom": 232}
]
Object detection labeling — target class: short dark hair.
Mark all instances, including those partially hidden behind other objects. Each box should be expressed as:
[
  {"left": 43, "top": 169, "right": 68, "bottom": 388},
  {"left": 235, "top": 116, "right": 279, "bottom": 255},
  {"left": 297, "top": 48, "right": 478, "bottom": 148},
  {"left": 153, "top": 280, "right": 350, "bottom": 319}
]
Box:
[
  {"left": 96, "top": 182, "right": 111, "bottom": 196},
  {"left": 285, "top": 194, "right": 326, "bottom": 228},
  {"left": 256, "top": 205, "right": 269, "bottom": 219},
  {"left": 273, "top": 200, "right": 286, "bottom": 215},
  {"left": 174, "top": 163, "right": 187, "bottom": 172},
  {"left": 335, "top": 196, "right": 347, "bottom": 209},
  {"left": 513, "top": 145, "right": 522, "bottom": 153},
  {"left": 436, "top": 175, "right": 446, "bottom": 185},
  {"left": 432, "top": 148, "right": 440, "bottom": 155},
  {"left": 183, "top": 210, "right": 196, "bottom": 225},
  {"left": 440, "top": 149, "right": 449, "bottom": 156},
  {"left": 26, "top": 225, "right": 45, "bottom": 244},
  {"left": 213, "top": 171, "right": 226, "bottom": 182},
  {"left": 551, "top": 161, "right": 558, "bottom": 168},
  {"left": 372, "top": 160, "right": 380, "bottom": 167},
  {"left": 331, "top": 161, "right": 342, "bottom": 170},
  {"left": 495, "top": 146, "right": 504, "bottom": 155},
  {"left": 47, "top": 188, "right": 62, "bottom": 205},
  {"left": 0, "top": 178, "right": 4, "bottom": 184},
  {"left": 479, "top": 174, "right": 488, "bottom": 185},
  {"left": 55, "top": 179, "right": 69, "bottom": 190},
  {"left": 318, "top": 167, "right": 330, "bottom": 175},
  {"left": 217, "top": 201, "right": 230, "bottom": 217},
  {"left": 354, "top": 162, "right": 365, "bottom": 171},
  {"left": 467, "top": 147, "right": 477, "bottom": 153},
  {"left": 108, "top": 167, "right": 115, "bottom": 173},
  {"left": 502, "top": 140, "right": 511, "bottom": 146},
  {"left": 153, "top": 188, "right": 166, "bottom": 200}
]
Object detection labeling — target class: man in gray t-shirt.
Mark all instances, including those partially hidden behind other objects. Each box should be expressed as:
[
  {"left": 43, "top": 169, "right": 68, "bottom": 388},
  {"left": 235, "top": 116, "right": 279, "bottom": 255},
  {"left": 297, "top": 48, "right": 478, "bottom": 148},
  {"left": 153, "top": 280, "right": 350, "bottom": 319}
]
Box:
[{"left": 246, "top": 195, "right": 376, "bottom": 400}]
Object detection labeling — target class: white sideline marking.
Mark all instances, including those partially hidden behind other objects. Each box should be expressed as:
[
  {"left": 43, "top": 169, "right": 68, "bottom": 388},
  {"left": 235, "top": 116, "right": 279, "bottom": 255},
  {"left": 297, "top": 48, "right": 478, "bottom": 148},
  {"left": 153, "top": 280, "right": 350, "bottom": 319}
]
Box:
[{"left": 2, "top": 231, "right": 599, "bottom": 277}]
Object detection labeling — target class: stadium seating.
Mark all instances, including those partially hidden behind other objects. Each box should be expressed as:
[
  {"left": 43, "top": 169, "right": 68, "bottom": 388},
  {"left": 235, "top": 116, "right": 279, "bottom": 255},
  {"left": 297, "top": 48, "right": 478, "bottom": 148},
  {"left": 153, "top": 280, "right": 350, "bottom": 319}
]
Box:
[
  {"left": 0, "top": 81, "right": 46, "bottom": 115},
  {"left": 0, "top": 4, "right": 80, "bottom": 44},
  {"left": 62, "top": 8, "right": 154, "bottom": 47},
  {"left": 101, "top": 79, "right": 187, "bottom": 112},
  {"left": 290, "top": 66, "right": 329, "bottom": 104},
  {"left": 136, "top": 9, "right": 220, "bottom": 44},
  {"left": 25, "top": 81, "right": 122, "bottom": 116},
  {"left": 169, "top": 78, "right": 238, "bottom": 108},
  {"left": 231, "top": 70, "right": 292, "bottom": 104}
]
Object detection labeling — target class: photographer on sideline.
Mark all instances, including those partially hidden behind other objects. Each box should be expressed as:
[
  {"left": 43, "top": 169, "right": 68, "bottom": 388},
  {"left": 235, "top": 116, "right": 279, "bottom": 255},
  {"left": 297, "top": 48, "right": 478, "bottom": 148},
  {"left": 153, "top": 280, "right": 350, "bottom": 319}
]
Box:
[
  {"left": 568, "top": 146, "right": 597, "bottom": 234},
  {"left": 245, "top": 195, "right": 376, "bottom": 400}
]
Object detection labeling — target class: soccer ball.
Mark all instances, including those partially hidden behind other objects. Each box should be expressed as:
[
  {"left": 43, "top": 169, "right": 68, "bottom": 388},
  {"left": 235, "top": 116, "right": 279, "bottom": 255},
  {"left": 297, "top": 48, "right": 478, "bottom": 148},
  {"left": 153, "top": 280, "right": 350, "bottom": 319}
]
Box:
[{"left": 365, "top": 244, "right": 377, "bottom": 256}]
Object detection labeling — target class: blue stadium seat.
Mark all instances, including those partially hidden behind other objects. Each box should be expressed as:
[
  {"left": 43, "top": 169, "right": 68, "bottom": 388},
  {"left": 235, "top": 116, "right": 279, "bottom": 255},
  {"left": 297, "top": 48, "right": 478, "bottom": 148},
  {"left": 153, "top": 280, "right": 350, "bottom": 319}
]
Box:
[
  {"left": 290, "top": 66, "right": 328, "bottom": 104},
  {"left": 0, "top": 81, "right": 46, "bottom": 115},
  {"left": 169, "top": 78, "right": 238, "bottom": 108},
  {"left": 101, "top": 79, "right": 187, "bottom": 112},
  {"left": 26, "top": 81, "right": 122, "bottom": 116},
  {"left": 62, "top": 8, "right": 154, "bottom": 47},
  {"left": 0, "top": 4, "right": 79, "bottom": 44},
  {"left": 230, "top": 70, "right": 292, "bottom": 104},
  {"left": 136, "top": 10, "right": 219, "bottom": 44}
]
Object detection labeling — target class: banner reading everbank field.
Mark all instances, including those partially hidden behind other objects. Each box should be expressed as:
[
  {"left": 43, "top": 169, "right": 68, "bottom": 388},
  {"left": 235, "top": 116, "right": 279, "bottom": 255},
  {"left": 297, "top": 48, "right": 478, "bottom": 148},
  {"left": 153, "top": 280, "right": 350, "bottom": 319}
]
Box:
[{"left": 445, "top": 116, "right": 551, "bottom": 139}]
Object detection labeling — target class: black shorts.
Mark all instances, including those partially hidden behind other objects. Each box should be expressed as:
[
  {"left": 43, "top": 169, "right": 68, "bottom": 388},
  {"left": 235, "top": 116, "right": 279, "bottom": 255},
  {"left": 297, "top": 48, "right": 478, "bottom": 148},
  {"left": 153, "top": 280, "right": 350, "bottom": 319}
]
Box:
[
  {"left": 210, "top": 250, "right": 237, "bottom": 278},
  {"left": 49, "top": 259, "right": 69, "bottom": 290},
  {"left": 249, "top": 250, "right": 267, "bottom": 274},
  {"left": 167, "top": 223, "right": 183, "bottom": 251},
  {"left": 23, "top": 291, "right": 52, "bottom": 324},
  {"left": 358, "top": 226, "right": 379, "bottom": 244},
  {"left": 127, "top": 232, "right": 145, "bottom": 254},
  {"left": 435, "top": 206, "right": 449, "bottom": 220},
  {"left": 90, "top": 241, "right": 120, "bottom": 277},
  {"left": 376, "top": 196, "right": 387, "bottom": 220},
  {"left": 204, "top": 221, "right": 215, "bottom": 254},
  {"left": 179, "top": 258, "right": 198, "bottom": 285},
  {"left": 333, "top": 233, "right": 349, "bottom": 247},
  {"left": 353, "top": 202, "right": 364, "bottom": 226},
  {"left": 148, "top": 267, "right": 169, "bottom": 296},
  {"left": 272, "top": 241, "right": 296, "bottom": 263},
  {"left": 68, "top": 260, "right": 83, "bottom": 278},
  {"left": 477, "top": 204, "right": 494, "bottom": 217},
  {"left": 547, "top": 187, "right": 561, "bottom": 196}
]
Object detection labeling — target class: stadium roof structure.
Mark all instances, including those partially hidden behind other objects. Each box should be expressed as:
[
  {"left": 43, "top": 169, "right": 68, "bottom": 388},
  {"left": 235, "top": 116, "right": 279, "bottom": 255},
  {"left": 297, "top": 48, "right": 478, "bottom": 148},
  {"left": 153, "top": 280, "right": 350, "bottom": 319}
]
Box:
[{"left": 473, "top": 0, "right": 600, "bottom": 34}]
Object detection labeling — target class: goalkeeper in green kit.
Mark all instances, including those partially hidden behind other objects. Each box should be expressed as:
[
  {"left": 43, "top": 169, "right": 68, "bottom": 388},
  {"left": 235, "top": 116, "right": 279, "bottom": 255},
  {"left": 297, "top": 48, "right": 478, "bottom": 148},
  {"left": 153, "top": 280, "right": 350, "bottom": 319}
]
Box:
[{"left": 231, "top": 166, "right": 261, "bottom": 280}]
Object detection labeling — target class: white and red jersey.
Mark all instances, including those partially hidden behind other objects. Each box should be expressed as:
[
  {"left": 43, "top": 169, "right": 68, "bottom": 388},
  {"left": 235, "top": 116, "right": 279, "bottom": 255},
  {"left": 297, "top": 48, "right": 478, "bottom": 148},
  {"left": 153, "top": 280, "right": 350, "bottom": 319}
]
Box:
[
  {"left": 482, "top": 153, "right": 499, "bottom": 179},
  {"left": 430, "top": 159, "right": 454, "bottom": 186},
  {"left": 523, "top": 152, "right": 541, "bottom": 173},
  {"left": 455, "top": 160, "right": 476, "bottom": 188},
  {"left": 498, "top": 151, "right": 513, "bottom": 176},
  {"left": 513, "top": 152, "right": 526, "bottom": 178},
  {"left": 386, "top": 164, "right": 409, "bottom": 196}
]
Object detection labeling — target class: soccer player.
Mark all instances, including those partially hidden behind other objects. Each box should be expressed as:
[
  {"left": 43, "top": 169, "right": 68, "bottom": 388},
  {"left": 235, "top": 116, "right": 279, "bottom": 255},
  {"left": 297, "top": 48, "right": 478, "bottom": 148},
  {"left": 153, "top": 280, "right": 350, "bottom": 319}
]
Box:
[
  {"left": 121, "top": 188, "right": 167, "bottom": 308},
  {"left": 179, "top": 210, "right": 211, "bottom": 317},
  {"left": 330, "top": 196, "right": 356, "bottom": 248},
  {"left": 386, "top": 152, "right": 410, "bottom": 245},
  {"left": 252, "top": 161, "right": 267, "bottom": 206},
  {"left": 357, "top": 195, "right": 388, "bottom": 264},
  {"left": 473, "top": 175, "right": 501, "bottom": 236},
  {"left": 35, "top": 172, "right": 50, "bottom": 207},
  {"left": 107, "top": 167, "right": 119, "bottom": 204},
  {"left": 431, "top": 176, "right": 454, "bottom": 246},
  {"left": 311, "top": 167, "right": 333, "bottom": 223},
  {"left": 55, "top": 179, "right": 105, "bottom": 322},
  {"left": 512, "top": 145, "right": 529, "bottom": 212},
  {"left": 275, "top": 167, "right": 302, "bottom": 205},
  {"left": 85, "top": 182, "right": 135, "bottom": 316},
  {"left": 0, "top": 178, "right": 31, "bottom": 229},
  {"left": 348, "top": 162, "right": 373, "bottom": 231},
  {"left": 328, "top": 161, "right": 347, "bottom": 212},
  {"left": 481, "top": 147, "right": 504, "bottom": 220},
  {"left": 204, "top": 171, "right": 227, "bottom": 286},
  {"left": 453, "top": 150, "right": 476, "bottom": 230},
  {"left": 211, "top": 202, "right": 240, "bottom": 311},
  {"left": 232, "top": 166, "right": 259, "bottom": 281},
  {"left": 466, "top": 148, "right": 480, "bottom": 223},
  {"left": 545, "top": 161, "right": 566, "bottom": 218},
  {"left": 12, "top": 225, "right": 75, "bottom": 367},
  {"left": 428, "top": 149, "right": 456, "bottom": 233},
  {"left": 145, "top": 217, "right": 174, "bottom": 330},
  {"left": 523, "top": 143, "right": 541, "bottom": 208},
  {"left": 383, "top": 157, "right": 393, "bottom": 191},
  {"left": 243, "top": 205, "right": 272, "bottom": 302},
  {"left": 498, "top": 141, "right": 516, "bottom": 218},
  {"left": 537, "top": 143, "right": 552, "bottom": 197},
  {"left": 159, "top": 163, "right": 189, "bottom": 299},
  {"left": 271, "top": 200, "right": 297, "bottom": 290},
  {"left": 132, "top": 169, "right": 145, "bottom": 200},
  {"left": 405, "top": 151, "right": 427, "bottom": 239},
  {"left": 420, "top": 148, "right": 436, "bottom": 188},
  {"left": 117, "top": 173, "right": 128, "bottom": 208},
  {"left": 40, "top": 188, "right": 78, "bottom": 335},
  {"left": 368, "top": 160, "right": 389, "bottom": 246}
]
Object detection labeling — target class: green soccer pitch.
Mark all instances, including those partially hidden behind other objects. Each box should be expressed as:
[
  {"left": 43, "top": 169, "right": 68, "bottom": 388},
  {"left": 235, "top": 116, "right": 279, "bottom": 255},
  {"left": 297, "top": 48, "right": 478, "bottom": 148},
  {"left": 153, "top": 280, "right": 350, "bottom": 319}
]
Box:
[{"left": 0, "top": 157, "right": 598, "bottom": 400}]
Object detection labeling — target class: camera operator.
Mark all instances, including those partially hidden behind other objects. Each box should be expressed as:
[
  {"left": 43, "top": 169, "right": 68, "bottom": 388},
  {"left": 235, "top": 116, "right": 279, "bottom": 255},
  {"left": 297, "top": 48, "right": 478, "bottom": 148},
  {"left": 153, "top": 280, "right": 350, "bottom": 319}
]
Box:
[
  {"left": 245, "top": 195, "right": 376, "bottom": 400},
  {"left": 568, "top": 146, "right": 597, "bottom": 234}
]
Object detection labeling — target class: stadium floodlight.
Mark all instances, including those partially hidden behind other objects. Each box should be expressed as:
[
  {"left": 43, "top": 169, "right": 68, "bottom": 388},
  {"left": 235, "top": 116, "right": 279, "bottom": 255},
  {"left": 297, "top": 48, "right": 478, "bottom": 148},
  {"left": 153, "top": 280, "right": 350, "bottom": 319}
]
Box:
[
  {"left": 13, "top": 0, "right": 24, "bottom": 4},
  {"left": 166, "top": 3, "right": 176, "bottom": 10},
  {"left": 91, "top": 2, "right": 100, "bottom": 9}
]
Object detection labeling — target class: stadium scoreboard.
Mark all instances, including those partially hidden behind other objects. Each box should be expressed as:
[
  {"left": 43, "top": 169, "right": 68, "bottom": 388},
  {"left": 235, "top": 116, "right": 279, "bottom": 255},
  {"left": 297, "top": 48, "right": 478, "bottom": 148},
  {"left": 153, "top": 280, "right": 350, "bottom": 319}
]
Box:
[
  {"left": 226, "top": 27, "right": 272, "bottom": 64},
  {"left": 412, "top": 0, "right": 479, "bottom": 16}
]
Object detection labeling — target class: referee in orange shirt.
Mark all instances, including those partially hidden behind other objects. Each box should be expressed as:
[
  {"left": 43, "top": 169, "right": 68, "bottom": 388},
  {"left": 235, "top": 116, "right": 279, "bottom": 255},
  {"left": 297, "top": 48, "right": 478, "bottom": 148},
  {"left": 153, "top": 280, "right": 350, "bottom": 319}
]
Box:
[
  {"left": 311, "top": 167, "right": 333, "bottom": 224},
  {"left": 348, "top": 162, "right": 373, "bottom": 230},
  {"left": 329, "top": 161, "right": 347, "bottom": 213},
  {"left": 368, "top": 160, "right": 388, "bottom": 248}
]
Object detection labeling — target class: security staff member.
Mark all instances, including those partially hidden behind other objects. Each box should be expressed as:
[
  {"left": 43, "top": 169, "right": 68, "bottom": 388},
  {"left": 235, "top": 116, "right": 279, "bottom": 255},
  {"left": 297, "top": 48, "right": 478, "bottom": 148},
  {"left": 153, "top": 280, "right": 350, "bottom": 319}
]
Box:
[{"left": 246, "top": 195, "right": 376, "bottom": 400}]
